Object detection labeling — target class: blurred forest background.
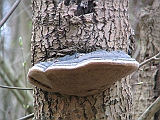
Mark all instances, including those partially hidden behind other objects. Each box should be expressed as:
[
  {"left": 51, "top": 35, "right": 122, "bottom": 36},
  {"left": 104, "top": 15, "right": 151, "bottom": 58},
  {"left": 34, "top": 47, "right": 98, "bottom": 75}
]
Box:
[
  {"left": 0, "top": 0, "right": 32, "bottom": 119},
  {"left": 0, "top": 0, "right": 159, "bottom": 119}
]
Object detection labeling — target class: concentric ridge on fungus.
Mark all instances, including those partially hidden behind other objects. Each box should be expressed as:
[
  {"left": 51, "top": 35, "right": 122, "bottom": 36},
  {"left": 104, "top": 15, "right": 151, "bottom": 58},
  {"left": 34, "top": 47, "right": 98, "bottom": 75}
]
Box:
[{"left": 27, "top": 50, "right": 139, "bottom": 96}]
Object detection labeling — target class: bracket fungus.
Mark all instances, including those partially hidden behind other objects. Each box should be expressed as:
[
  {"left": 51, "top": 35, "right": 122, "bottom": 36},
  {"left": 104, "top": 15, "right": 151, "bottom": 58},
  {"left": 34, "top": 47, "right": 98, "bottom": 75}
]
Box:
[{"left": 27, "top": 50, "right": 139, "bottom": 96}]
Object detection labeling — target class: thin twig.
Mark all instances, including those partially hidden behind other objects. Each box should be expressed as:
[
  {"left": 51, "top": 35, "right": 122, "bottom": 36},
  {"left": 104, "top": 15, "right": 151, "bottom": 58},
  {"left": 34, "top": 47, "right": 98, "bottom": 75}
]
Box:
[
  {"left": 0, "top": 85, "right": 33, "bottom": 90},
  {"left": 139, "top": 52, "right": 160, "bottom": 68},
  {"left": 138, "top": 96, "right": 160, "bottom": 120},
  {"left": 17, "top": 113, "right": 34, "bottom": 120},
  {"left": 0, "top": 0, "right": 22, "bottom": 27}
]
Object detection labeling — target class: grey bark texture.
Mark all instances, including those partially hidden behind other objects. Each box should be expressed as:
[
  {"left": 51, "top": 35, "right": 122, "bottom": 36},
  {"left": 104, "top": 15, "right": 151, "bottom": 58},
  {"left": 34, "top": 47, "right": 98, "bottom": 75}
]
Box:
[
  {"left": 132, "top": 0, "right": 160, "bottom": 119},
  {"left": 31, "top": 0, "right": 134, "bottom": 119}
]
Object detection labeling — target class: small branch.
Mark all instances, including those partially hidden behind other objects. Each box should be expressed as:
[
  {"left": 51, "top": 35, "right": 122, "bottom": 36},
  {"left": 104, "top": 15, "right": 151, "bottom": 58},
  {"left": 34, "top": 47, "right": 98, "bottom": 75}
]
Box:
[
  {"left": 138, "top": 96, "right": 160, "bottom": 120},
  {"left": 17, "top": 113, "right": 34, "bottom": 120},
  {"left": 0, "top": 85, "right": 33, "bottom": 90},
  {"left": 131, "top": 82, "right": 144, "bottom": 85},
  {"left": 139, "top": 52, "right": 160, "bottom": 68},
  {"left": 0, "top": 0, "right": 22, "bottom": 27}
]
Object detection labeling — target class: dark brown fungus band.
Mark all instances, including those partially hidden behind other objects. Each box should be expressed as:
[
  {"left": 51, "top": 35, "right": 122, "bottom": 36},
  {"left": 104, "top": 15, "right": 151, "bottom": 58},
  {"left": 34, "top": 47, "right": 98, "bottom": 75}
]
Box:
[{"left": 27, "top": 50, "right": 139, "bottom": 96}]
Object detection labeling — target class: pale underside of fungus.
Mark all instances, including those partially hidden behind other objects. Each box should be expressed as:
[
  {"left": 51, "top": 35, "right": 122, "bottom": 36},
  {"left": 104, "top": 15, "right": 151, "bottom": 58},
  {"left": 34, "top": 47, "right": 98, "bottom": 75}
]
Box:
[{"left": 27, "top": 50, "right": 139, "bottom": 96}]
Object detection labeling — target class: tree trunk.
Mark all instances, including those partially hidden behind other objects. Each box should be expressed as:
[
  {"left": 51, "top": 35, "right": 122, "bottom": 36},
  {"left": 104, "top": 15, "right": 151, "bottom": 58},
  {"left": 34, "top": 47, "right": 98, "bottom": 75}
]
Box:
[
  {"left": 31, "top": 0, "right": 134, "bottom": 119},
  {"left": 132, "top": 0, "right": 160, "bottom": 119}
]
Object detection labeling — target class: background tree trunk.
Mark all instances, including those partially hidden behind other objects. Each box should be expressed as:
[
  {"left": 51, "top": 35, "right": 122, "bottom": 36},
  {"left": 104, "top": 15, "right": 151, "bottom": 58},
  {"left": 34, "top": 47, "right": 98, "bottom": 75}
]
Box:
[
  {"left": 132, "top": 0, "right": 160, "bottom": 119},
  {"left": 31, "top": 0, "right": 134, "bottom": 119}
]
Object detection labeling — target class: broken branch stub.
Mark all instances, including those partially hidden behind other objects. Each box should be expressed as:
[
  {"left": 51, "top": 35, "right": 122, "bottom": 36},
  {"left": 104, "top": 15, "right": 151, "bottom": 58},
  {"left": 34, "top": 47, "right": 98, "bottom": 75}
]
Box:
[{"left": 27, "top": 50, "right": 139, "bottom": 96}]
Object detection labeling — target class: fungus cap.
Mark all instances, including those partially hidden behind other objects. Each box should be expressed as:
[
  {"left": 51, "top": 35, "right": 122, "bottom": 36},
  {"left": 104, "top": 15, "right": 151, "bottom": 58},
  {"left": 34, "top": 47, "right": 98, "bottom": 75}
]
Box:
[{"left": 27, "top": 50, "right": 139, "bottom": 96}]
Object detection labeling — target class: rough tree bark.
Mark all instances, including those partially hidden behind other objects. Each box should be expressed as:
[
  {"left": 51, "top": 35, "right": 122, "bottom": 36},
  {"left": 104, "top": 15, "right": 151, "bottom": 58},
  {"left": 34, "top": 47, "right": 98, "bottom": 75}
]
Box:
[
  {"left": 132, "top": 0, "right": 160, "bottom": 119},
  {"left": 31, "top": 0, "right": 134, "bottom": 119}
]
